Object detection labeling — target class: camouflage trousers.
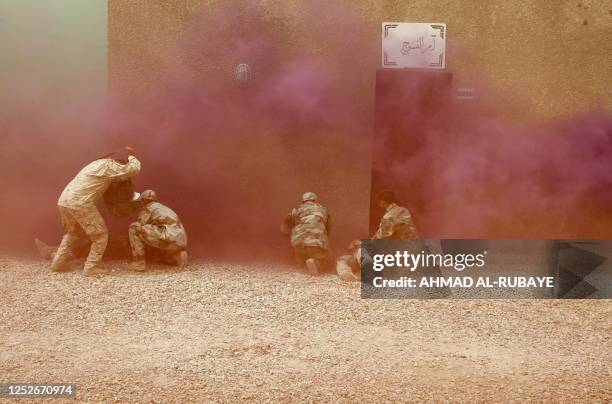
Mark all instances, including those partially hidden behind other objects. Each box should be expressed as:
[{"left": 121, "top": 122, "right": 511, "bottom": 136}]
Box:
[
  {"left": 51, "top": 205, "right": 108, "bottom": 271},
  {"left": 128, "top": 223, "right": 183, "bottom": 261}
]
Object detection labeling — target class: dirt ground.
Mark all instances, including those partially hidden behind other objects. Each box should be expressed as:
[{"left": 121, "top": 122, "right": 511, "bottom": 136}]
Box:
[{"left": 0, "top": 256, "right": 610, "bottom": 403}]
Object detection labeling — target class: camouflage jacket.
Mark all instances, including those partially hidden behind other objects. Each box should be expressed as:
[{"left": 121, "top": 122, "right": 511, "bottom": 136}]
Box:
[
  {"left": 58, "top": 156, "right": 141, "bottom": 209},
  {"left": 137, "top": 201, "right": 187, "bottom": 248},
  {"left": 373, "top": 203, "right": 418, "bottom": 239},
  {"left": 284, "top": 201, "right": 330, "bottom": 250}
]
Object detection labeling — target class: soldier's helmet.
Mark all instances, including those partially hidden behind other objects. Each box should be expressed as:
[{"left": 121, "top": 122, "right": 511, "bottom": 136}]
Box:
[
  {"left": 139, "top": 190, "right": 158, "bottom": 202},
  {"left": 302, "top": 192, "right": 318, "bottom": 202}
]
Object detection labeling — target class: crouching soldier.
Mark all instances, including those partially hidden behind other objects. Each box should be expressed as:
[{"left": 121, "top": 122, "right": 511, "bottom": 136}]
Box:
[
  {"left": 373, "top": 189, "right": 427, "bottom": 279},
  {"left": 336, "top": 239, "right": 362, "bottom": 282},
  {"left": 129, "top": 190, "right": 188, "bottom": 271},
  {"left": 373, "top": 190, "right": 419, "bottom": 240},
  {"left": 281, "top": 192, "right": 331, "bottom": 274}
]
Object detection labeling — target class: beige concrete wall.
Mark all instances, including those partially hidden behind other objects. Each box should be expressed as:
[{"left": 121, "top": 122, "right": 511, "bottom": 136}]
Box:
[
  {"left": 105, "top": 0, "right": 612, "bottom": 244},
  {"left": 353, "top": 0, "right": 612, "bottom": 119},
  {"left": 109, "top": 0, "right": 611, "bottom": 119}
]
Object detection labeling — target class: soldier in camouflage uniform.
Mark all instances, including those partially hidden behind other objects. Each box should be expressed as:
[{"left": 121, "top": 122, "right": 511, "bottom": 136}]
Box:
[
  {"left": 373, "top": 190, "right": 419, "bottom": 240},
  {"left": 335, "top": 191, "right": 419, "bottom": 282},
  {"left": 281, "top": 192, "right": 331, "bottom": 274},
  {"left": 128, "top": 190, "right": 188, "bottom": 272},
  {"left": 50, "top": 147, "right": 141, "bottom": 276}
]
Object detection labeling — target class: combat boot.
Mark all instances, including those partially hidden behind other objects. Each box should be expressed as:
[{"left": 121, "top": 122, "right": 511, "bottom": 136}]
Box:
[
  {"left": 50, "top": 260, "right": 70, "bottom": 272},
  {"left": 129, "top": 259, "right": 147, "bottom": 272},
  {"left": 172, "top": 250, "right": 189, "bottom": 267},
  {"left": 305, "top": 258, "right": 321, "bottom": 275},
  {"left": 82, "top": 264, "right": 109, "bottom": 277},
  {"left": 50, "top": 252, "right": 75, "bottom": 272}
]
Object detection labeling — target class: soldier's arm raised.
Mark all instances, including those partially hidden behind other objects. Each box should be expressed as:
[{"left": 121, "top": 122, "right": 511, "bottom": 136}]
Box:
[
  {"left": 104, "top": 155, "right": 141, "bottom": 180},
  {"left": 103, "top": 148, "right": 140, "bottom": 179}
]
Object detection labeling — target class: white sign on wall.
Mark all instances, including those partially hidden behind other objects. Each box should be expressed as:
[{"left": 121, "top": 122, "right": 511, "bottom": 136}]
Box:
[{"left": 382, "top": 22, "right": 446, "bottom": 69}]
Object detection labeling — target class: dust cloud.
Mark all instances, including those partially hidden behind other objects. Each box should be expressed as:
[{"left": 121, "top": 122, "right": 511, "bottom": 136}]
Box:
[{"left": 1, "top": 0, "right": 611, "bottom": 262}]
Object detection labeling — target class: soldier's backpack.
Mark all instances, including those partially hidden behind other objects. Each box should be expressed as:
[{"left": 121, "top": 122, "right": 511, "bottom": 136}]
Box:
[{"left": 103, "top": 179, "right": 139, "bottom": 218}]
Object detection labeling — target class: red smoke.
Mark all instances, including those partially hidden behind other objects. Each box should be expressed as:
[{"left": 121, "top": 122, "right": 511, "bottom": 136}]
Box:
[
  {"left": 1, "top": 1, "right": 376, "bottom": 261},
  {"left": 373, "top": 75, "right": 612, "bottom": 238},
  {"left": 1, "top": 0, "right": 611, "bottom": 262}
]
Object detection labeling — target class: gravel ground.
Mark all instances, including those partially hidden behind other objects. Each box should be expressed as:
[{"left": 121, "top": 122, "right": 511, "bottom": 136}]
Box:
[{"left": 0, "top": 257, "right": 610, "bottom": 403}]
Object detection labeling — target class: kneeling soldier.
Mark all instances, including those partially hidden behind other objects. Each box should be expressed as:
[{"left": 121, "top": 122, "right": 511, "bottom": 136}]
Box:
[
  {"left": 129, "top": 190, "right": 188, "bottom": 271},
  {"left": 373, "top": 190, "right": 419, "bottom": 240},
  {"left": 281, "top": 192, "right": 331, "bottom": 274}
]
